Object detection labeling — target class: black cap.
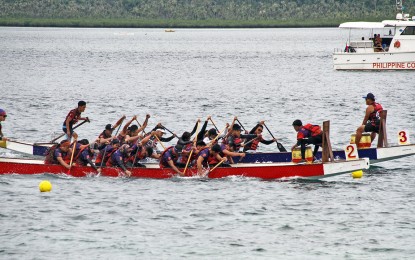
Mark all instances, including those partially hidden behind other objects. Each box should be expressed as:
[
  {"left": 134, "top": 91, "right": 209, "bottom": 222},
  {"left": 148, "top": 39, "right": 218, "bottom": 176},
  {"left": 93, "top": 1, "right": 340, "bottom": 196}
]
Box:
[
  {"left": 105, "top": 124, "right": 113, "bottom": 131},
  {"left": 111, "top": 139, "right": 120, "bottom": 145},
  {"left": 232, "top": 124, "right": 241, "bottom": 131},
  {"left": 208, "top": 128, "right": 217, "bottom": 136},
  {"left": 196, "top": 141, "right": 206, "bottom": 146},
  {"left": 362, "top": 93, "right": 375, "bottom": 101},
  {"left": 211, "top": 144, "right": 222, "bottom": 153},
  {"left": 292, "top": 120, "right": 302, "bottom": 126}
]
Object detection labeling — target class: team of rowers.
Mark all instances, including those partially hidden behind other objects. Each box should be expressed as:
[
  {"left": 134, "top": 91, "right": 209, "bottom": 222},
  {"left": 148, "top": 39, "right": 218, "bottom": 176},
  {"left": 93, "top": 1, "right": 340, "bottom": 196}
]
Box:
[{"left": 0, "top": 92, "right": 383, "bottom": 176}]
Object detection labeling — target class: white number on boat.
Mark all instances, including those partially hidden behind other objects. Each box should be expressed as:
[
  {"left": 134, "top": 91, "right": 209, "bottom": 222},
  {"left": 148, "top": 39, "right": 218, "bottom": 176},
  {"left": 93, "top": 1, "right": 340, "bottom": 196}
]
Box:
[
  {"left": 398, "top": 130, "right": 410, "bottom": 145},
  {"left": 345, "top": 144, "right": 359, "bottom": 160}
]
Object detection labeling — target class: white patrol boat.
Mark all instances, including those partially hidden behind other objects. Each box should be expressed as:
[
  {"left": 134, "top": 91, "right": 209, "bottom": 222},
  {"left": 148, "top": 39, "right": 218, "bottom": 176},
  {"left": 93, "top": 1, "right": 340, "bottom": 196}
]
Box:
[{"left": 333, "top": 0, "right": 415, "bottom": 70}]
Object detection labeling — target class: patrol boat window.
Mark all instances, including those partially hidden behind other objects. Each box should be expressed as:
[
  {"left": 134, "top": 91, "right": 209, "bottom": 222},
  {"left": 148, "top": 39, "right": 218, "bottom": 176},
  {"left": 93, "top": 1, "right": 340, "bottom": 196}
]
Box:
[{"left": 401, "top": 26, "right": 415, "bottom": 35}]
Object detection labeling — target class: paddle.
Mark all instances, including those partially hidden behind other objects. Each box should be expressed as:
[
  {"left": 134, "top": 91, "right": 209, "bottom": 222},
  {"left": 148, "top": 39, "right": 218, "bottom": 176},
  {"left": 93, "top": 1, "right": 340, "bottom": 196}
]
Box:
[
  {"left": 67, "top": 139, "right": 77, "bottom": 174},
  {"left": 204, "top": 158, "right": 226, "bottom": 177},
  {"left": 160, "top": 124, "right": 176, "bottom": 137},
  {"left": 209, "top": 117, "right": 220, "bottom": 132},
  {"left": 183, "top": 122, "right": 200, "bottom": 175},
  {"left": 154, "top": 134, "right": 166, "bottom": 150},
  {"left": 263, "top": 123, "right": 287, "bottom": 152},
  {"left": 99, "top": 118, "right": 124, "bottom": 168},
  {"left": 235, "top": 118, "right": 247, "bottom": 132},
  {"left": 51, "top": 119, "right": 90, "bottom": 143}
]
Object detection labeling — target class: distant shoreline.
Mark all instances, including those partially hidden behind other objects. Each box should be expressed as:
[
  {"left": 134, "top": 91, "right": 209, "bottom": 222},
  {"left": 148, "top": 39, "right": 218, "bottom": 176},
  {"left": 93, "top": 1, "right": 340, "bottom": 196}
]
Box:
[{"left": 0, "top": 17, "right": 385, "bottom": 28}]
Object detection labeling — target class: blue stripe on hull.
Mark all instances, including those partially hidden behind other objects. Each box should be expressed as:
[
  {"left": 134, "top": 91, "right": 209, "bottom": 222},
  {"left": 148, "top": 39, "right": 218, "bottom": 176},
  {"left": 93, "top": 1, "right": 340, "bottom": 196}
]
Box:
[
  {"left": 235, "top": 148, "right": 378, "bottom": 163},
  {"left": 33, "top": 146, "right": 48, "bottom": 156}
]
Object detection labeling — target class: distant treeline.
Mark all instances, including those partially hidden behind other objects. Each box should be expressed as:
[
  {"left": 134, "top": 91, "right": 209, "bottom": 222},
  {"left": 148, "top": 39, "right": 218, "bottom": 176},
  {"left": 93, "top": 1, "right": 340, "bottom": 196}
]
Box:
[{"left": 0, "top": 0, "right": 414, "bottom": 27}]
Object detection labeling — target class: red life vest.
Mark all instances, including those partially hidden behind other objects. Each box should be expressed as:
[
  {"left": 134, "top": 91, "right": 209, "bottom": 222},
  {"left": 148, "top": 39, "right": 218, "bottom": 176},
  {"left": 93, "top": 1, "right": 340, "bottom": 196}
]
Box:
[
  {"left": 63, "top": 108, "right": 81, "bottom": 127},
  {"left": 369, "top": 102, "right": 383, "bottom": 126},
  {"left": 297, "top": 124, "right": 322, "bottom": 140}
]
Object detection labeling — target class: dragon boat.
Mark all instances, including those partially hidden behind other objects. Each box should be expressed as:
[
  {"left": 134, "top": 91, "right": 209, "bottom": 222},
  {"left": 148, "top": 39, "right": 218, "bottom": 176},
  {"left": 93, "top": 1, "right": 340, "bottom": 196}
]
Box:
[
  {"left": 0, "top": 157, "right": 369, "bottom": 180},
  {"left": 0, "top": 121, "right": 370, "bottom": 180}
]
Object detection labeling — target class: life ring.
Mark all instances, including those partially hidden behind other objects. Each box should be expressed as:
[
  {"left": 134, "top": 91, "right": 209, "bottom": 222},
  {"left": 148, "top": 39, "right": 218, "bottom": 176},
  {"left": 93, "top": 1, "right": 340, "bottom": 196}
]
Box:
[{"left": 394, "top": 40, "right": 401, "bottom": 48}]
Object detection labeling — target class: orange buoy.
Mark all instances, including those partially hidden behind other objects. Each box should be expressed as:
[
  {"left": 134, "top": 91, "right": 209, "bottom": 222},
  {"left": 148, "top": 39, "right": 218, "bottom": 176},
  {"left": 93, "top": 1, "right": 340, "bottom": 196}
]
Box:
[
  {"left": 292, "top": 147, "right": 313, "bottom": 163},
  {"left": 394, "top": 40, "right": 401, "bottom": 48},
  {"left": 350, "top": 133, "right": 371, "bottom": 149}
]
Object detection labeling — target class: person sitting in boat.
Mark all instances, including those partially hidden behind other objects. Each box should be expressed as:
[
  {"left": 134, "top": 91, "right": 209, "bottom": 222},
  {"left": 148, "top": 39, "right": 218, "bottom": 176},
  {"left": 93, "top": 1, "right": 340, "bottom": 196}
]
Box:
[
  {"left": 224, "top": 124, "right": 257, "bottom": 153},
  {"left": 196, "top": 143, "right": 225, "bottom": 176},
  {"left": 63, "top": 101, "right": 89, "bottom": 141},
  {"left": 0, "top": 108, "right": 8, "bottom": 141},
  {"left": 145, "top": 124, "right": 177, "bottom": 158},
  {"left": 291, "top": 120, "right": 322, "bottom": 163},
  {"left": 44, "top": 140, "right": 72, "bottom": 169},
  {"left": 159, "top": 146, "right": 183, "bottom": 176},
  {"left": 74, "top": 139, "right": 101, "bottom": 173},
  {"left": 126, "top": 132, "right": 155, "bottom": 167},
  {"left": 106, "top": 144, "right": 132, "bottom": 176},
  {"left": 96, "top": 115, "right": 126, "bottom": 150},
  {"left": 95, "top": 139, "right": 121, "bottom": 166},
  {"left": 355, "top": 93, "right": 383, "bottom": 146},
  {"left": 118, "top": 114, "right": 149, "bottom": 144},
  {"left": 243, "top": 121, "right": 276, "bottom": 152}
]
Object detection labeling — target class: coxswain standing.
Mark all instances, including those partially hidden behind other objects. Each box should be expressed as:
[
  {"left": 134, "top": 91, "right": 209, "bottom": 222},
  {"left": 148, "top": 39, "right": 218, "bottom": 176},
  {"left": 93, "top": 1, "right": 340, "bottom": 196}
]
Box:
[
  {"left": 355, "top": 93, "right": 384, "bottom": 146},
  {"left": 0, "top": 108, "right": 8, "bottom": 141},
  {"left": 63, "top": 101, "right": 88, "bottom": 141}
]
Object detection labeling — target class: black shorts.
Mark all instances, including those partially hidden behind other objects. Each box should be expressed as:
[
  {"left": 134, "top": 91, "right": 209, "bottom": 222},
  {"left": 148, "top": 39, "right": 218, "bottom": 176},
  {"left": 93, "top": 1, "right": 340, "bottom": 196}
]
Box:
[{"left": 364, "top": 123, "right": 379, "bottom": 133}]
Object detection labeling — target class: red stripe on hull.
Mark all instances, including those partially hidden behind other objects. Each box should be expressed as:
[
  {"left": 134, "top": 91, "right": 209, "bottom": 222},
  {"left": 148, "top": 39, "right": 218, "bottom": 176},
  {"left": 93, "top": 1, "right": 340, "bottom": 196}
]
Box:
[{"left": 0, "top": 160, "right": 325, "bottom": 179}]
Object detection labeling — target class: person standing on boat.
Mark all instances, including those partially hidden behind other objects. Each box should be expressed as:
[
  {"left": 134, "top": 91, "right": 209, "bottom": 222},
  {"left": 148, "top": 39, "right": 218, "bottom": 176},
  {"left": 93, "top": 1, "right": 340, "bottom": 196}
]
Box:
[
  {"left": 291, "top": 120, "right": 322, "bottom": 163},
  {"left": 0, "top": 109, "right": 8, "bottom": 141},
  {"left": 243, "top": 121, "right": 277, "bottom": 152},
  {"left": 63, "top": 101, "right": 88, "bottom": 141},
  {"left": 355, "top": 93, "right": 383, "bottom": 146}
]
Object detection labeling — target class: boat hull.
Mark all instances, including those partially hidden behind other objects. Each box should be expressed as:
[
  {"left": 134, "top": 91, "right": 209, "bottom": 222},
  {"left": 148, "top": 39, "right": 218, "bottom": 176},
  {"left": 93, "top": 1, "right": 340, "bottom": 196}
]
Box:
[
  {"left": 238, "top": 144, "right": 415, "bottom": 164},
  {"left": 0, "top": 140, "right": 51, "bottom": 156},
  {"left": 333, "top": 52, "right": 415, "bottom": 70},
  {"left": 0, "top": 157, "right": 369, "bottom": 180}
]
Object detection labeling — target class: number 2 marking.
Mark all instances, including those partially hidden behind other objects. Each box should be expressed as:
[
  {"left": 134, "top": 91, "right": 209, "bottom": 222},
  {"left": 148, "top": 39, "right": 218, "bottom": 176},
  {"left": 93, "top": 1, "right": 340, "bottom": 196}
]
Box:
[{"left": 346, "top": 145, "right": 357, "bottom": 159}]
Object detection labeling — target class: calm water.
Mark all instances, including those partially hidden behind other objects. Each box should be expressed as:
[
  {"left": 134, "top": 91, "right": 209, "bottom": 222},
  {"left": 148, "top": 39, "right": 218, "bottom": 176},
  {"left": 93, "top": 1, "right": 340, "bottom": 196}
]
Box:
[{"left": 0, "top": 27, "right": 414, "bottom": 259}]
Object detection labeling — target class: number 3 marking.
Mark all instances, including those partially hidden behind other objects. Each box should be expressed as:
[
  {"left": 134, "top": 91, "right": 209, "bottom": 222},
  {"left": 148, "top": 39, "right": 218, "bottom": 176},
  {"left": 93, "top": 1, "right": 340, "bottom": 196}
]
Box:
[{"left": 398, "top": 131, "right": 407, "bottom": 143}]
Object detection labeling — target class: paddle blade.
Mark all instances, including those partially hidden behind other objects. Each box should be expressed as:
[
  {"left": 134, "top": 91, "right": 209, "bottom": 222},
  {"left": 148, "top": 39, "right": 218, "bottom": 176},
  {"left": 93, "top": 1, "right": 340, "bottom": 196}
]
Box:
[{"left": 277, "top": 142, "right": 287, "bottom": 152}]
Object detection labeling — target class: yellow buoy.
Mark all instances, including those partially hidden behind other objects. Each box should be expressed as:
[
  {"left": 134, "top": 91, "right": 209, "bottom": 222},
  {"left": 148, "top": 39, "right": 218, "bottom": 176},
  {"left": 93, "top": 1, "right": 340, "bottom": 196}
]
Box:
[
  {"left": 39, "top": 180, "right": 52, "bottom": 192},
  {"left": 351, "top": 170, "right": 363, "bottom": 179}
]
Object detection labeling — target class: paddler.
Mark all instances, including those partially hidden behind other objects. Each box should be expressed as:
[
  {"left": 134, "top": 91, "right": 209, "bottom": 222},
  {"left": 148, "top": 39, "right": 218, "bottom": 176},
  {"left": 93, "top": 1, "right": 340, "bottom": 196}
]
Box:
[
  {"left": 196, "top": 143, "right": 225, "bottom": 175},
  {"left": 126, "top": 132, "right": 155, "bottom": 167},
  {"left": 95, "top": 139, "right": 121, "bottom": 166},
  {"left": 106, "top": 144, "right": 132, "bottom": 176},
  {"left": 63, "top": 101, "right": 88, "bottom": 141},
  {"left": 159, "top": 146, "right": 183, "bottom": 176},
  {"left": 243, "top": 121, "right": 277, "bottom": 152},
  {"left": 118, "top": 114, "right": 150, "bottom": 144},
  {"left": 291, "top": 120, "right": 322, "bottom": 163},
  {"left": 96, "top": 115, "right": 126, "bottom": 150},
  {"left": 223, "top": 124, "right": 257, "bottom": 153},
  {"left": 355, "top": 93, "right": 383, "bottom": 146},
  {"left": 0, "top": 108, "right": 8, "bottom": 141},
  {"left": 73, "top": 139, "right": 101, "bottom": 173},
  {"left": 44, "top": 140, "right": 72, "bottom": 169}
]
